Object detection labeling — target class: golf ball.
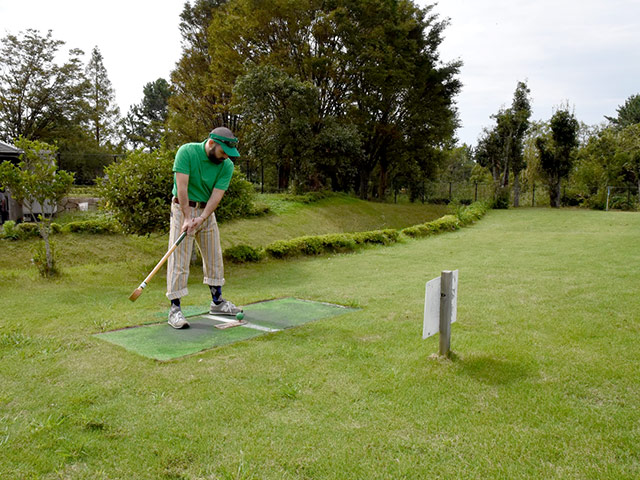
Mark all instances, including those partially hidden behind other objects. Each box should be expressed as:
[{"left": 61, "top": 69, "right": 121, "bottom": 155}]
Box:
[{"left": 236, "top": 312, "right": 244, "bottom": 321}]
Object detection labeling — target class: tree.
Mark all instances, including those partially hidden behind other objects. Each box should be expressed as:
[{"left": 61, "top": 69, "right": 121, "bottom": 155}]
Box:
[
  {"left": 123, "top": 78, "right": 173, "bottom": 150},
  {"left": 605, "top": 94, "right": 640, "bottom": 128},
  {"left": 536, "top": 107, "right": 579, "bottom": 207},
  {"left": 209, "top": 0, "right": 460, "bottom": 197},
  {"left": 617, "top": 124, "right": 640, "bottom": 203},
  {"left": 0, "top": 138, "right": 74, "bottom": 276},
  {"left": 168, "top": 0, "right": 230, "bottom": 144},
  {"left": 475, "top": 81, "right": 531, "bottom": 206},
  {"left": 85, "top": 47, "right": 121, "bottom": 147},
  {"left": 0, "top": 29, "right": 89, "bottom": 144}
]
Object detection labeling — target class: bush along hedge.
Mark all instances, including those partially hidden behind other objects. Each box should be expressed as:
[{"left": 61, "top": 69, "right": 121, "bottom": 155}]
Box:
[
  {"left": 1, "top": 217, "right": 121, "bottom": 240},
  {"left": 221, "top": 202, "right": 489, "bottom": 263}
]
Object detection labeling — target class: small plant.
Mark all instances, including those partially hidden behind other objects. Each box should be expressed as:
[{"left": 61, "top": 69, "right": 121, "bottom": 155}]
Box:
[
  {"left": 32, "top": 240, "right": 59, "bottom": 277},
  {"left": 1, "top": 220, "right": 20, "bottom": 240}
]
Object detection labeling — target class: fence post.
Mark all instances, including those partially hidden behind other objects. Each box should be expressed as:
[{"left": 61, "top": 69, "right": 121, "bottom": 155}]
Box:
[
  {"left": 606, "top": 186, "right": 611, "bottom": 211},
  {"left": 532, "top": 183, "right": 535, "bottom": 207},
  {"left": 474, "top": 182, "right": 478, "bottom": 202}
]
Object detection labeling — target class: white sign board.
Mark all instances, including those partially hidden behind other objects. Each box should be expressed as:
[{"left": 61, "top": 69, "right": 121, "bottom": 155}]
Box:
[{"left": 422, "top": 270, "right": 458, "bottom": 339}]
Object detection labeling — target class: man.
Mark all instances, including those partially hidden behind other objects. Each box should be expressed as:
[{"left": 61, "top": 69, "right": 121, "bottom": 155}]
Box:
[{"left": 166, "top": 126, "right": 243, "bottom": 329}]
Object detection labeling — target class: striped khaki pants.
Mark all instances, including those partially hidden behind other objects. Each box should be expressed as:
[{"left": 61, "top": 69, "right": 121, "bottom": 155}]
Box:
[{"left": 166, "top": 200, "right": 225, "bottom": 300}]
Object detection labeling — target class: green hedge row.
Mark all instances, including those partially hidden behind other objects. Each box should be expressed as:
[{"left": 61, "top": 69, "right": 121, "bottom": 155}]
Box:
[
  {"left": 223, "top": 202, "right": 490, "bottom": 263},
  {"left": 1, "top": 218, "right": 120, "bottom": 240}
]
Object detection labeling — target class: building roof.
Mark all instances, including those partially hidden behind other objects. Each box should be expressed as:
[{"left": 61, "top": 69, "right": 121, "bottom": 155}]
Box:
[{"left": 0, "top": 140, "right": 22, "bottom": 155}]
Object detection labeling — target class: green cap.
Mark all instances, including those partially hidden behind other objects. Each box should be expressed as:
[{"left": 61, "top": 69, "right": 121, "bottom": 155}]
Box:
[{"left": 209, "top": 127, "right": 240, "bottom": 157}]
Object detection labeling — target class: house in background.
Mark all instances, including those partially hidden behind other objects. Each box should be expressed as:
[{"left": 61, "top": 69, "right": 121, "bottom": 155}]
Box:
[{"left": 0, "top": 140, "right": 23, "bottom": 222}]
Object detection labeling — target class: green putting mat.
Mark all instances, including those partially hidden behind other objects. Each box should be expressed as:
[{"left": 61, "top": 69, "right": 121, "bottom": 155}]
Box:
[{"left": 95, "top": 298, "right": 357, "bottom": 361}]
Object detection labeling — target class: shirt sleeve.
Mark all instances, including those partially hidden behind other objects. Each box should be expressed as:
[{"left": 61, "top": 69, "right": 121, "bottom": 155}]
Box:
[
  {"left": 214, "top": 160, "right": 235, "bottom": 191},
  {"left": 173, "top": 145, "right": 191, "bottom": 174}
]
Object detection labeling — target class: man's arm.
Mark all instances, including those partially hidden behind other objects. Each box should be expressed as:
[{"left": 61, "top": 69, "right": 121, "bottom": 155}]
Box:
[
  {"left": 191, "top": 188, "right": 225, "bottom": 230},
  {"left": 175, "top": 172, "right": 195, "bottom": 233}
]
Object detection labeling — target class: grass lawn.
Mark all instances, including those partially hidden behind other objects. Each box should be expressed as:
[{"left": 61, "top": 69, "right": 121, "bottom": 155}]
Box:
[{"left": 1, "top": 207, "right": 639, "bottom": 478}]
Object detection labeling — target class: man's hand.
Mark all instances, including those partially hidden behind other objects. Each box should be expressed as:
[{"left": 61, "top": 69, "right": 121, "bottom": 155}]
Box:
[{"left": 182, "top": 216, "right": 205, "bottom": 235}]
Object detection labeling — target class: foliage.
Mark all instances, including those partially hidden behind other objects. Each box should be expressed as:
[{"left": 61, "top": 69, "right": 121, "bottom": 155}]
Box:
[
  {"left": 99, "top": 149, "right": 257, "bottom": 235},
  {"left": 98, "top": 149, "right": 174, "bottom": 235},
  {"left": 605, "top": 93, "right": 640, "bottom": 128},
  {"left": 536, "top": 107, "right": 580, "bottom": 207},
  {"left": 215, "top": 168, "right": 258, "bottom": 223},
  {"left": 223, "top": 244, "right": 265, "bottom": 263},
  {"left": 167, "top": 0, "right": 230, "bottom": 145},
  {"left": 0, "top": 138, "right": 73, "bottom": 276},
  {"left": 122, "top": 78, "right": 173, "bottom": 150},
  {"left": 32, "top": 240, "right": 58, "bottom": 277},
  {"left": 0, "top": 220, "right": 20, "bottom": 240},
  {"left": 184, "top": 0, "right": 462, "bottom": 197},
  {"left": 401, "top": 214, "right": 460, "bottom": 237},
  {"left": 263, "top": 228, "right": 400, "bottom": 260},
  {"left": 475, "top": 81, "right": 532, "bottom": 206},
  {"left": 0, "top": 29, "right": 89, "bottom": 143},
  {"left": 63, "top": 217, "right": 120, "bottom": 234},
  {"left": 85, "top": 47, "right": 121, "bottom": 147}
]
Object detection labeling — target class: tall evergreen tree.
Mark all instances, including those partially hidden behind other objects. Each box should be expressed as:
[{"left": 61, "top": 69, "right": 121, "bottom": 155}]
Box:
[
  {"left": 123, "top": 78, "right": 172, "bottom": 150},
  {"left": 85, "top": 46, "right": 120, "bottom": 147}
]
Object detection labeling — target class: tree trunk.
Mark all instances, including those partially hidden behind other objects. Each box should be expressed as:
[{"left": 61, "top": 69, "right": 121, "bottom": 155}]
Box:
[
  {"left": 549, "top": 178, "right": 561, "bottom": 208},
  {"left": 378, "top": 165, "right": 388, "bottom": 200},
  {"left": 359, "top": 170, "right": 370, "bottom": 200},
  {"left": 513, "top": 173, "right": 520, "bottom": 207}
]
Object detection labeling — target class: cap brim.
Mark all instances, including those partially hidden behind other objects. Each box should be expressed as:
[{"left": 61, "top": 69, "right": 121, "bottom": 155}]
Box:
[{"left": 217, "top": 141, "right": 240, "bottom": 157}]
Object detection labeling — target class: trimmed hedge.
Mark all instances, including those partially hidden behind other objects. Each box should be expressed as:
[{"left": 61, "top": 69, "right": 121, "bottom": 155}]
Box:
[
  {"left": 62, "top": 218, "right": 120, "bottom": 234},
  {"left": 222, "top": 202, "right": 489, "bottom": 263},
  {"left": 223, "top": 244, "right": 265, "bottom": 263},
  {"left": 1, "top": 217, "right": 121, "bottom": 240}
]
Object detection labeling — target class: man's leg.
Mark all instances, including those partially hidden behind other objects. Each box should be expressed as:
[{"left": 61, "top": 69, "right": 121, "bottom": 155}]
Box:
[
  {"left": 195, "top": 211, "right": 243, "bottom": 316},
  {"left": 166, "top": 201, "right": 194, "bottom": 329}
]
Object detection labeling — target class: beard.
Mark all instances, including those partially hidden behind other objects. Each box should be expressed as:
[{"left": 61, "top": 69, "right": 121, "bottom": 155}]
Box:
[{"left": 207, "top": 150, "right": 224, "bottom": 164}]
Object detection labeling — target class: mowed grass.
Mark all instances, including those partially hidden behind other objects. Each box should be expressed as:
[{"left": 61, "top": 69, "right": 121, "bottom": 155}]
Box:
[{"left": 1, "top": 208, "right": 639, "bottom": 478}]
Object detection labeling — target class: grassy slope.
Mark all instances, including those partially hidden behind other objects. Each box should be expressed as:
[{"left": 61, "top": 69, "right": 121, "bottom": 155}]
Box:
[
  {"left": 1, "top": 208, "right": 639, "bottom": 478},
  {"left": 0, "top": 194, "right": 447, "bottom": 270}
]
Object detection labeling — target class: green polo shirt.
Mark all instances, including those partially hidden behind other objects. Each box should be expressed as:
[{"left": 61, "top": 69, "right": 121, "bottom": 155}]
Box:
[{"left": 172, "top": 141, "right": 234, "bottom": 202}]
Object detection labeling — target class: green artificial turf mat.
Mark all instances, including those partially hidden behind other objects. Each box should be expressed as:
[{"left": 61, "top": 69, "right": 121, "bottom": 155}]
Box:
[{"left": 95, "top": 297, "right": 356, "bottom": 361}]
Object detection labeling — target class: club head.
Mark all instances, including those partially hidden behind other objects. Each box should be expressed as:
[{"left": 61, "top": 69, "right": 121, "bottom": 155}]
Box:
[{"left": 128, "top": 288, "right": 143, "bottom": 302}]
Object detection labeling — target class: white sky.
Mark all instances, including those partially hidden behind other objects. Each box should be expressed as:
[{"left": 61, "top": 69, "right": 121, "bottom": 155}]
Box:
[{"left": 1, "top": 0, "right": 639, "bottom": 146}]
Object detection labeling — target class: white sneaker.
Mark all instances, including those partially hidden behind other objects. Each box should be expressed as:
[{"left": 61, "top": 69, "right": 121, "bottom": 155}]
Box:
[
  {"left": 209, "top": 299, "right": 243, "bottom": 316},
  {"left": 168, "top": 305, "right": 190, "bottom": 329}
]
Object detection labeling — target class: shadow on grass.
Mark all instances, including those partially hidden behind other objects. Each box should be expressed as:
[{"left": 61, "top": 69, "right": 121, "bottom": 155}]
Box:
[{"left": 452, "top": 353, "right": 535, "bottom": 386}]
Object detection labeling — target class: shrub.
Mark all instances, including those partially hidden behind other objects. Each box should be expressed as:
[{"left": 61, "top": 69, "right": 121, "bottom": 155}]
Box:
[
  {"left": 99, "top": 150, "right": 175, "bottom": 235},
  {"left": 215, "top": 168, "right": 258, "bottom": 223},
  {"left": 99, "top": 150, "right": 258, "bottom": 235},
  {"left": 223, "top": 244, "right": 265, "bottom": 263},
  {"left": 1, "top": 220, "right": 20, "bottom": 240},
  {"left": 63, "top": 217, "right": 120, "bottom": 234},
  {"left": 402, "top": 215, "right": 460, "bottom": 238},
  {"left": 16, "top": 222, "right": 41, "bottom": 239},
  {"left": 492, "top": 186, "right": 510, "bottom": 209},
  {"left": 352, "top": 229, "right": 399, "bottom": 245}
]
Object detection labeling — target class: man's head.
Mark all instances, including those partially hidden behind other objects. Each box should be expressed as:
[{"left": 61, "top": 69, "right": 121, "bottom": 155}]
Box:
[{"left": 206, "top": 127, "right": 240, "bottom": 164}]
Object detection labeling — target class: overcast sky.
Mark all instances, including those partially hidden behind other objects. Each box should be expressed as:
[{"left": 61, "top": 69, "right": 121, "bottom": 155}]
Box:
[{"left": 1, "top": 0, "right": 639, "bottom": 146}]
